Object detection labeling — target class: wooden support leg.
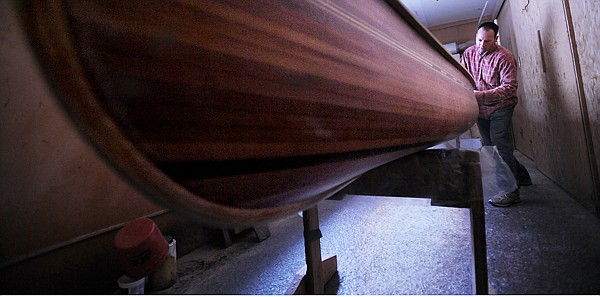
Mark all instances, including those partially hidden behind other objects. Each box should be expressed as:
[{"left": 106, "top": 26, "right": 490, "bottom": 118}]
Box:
[
  {"left": 466, "top": 158, "right": 489, "bottom": 295},
  {"left": 221, "top": 225, "right": 271, "bottom": 248},
  {"left": 221, "top": 228, "right": 233, "bottom": 248},
  {"left": 287, "top": 206, "right": 338, "bottom": 295},
  {"left": 303, "top": 207, "right": 324, "bottom": 294},
  {"left": 253, "top": 225, "right": 271, "bottom": 242}
]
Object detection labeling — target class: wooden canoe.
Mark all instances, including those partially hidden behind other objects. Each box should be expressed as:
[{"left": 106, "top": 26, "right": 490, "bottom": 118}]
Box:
[{"left": 22, "top": 0, "right": 478, "bottom": 227}]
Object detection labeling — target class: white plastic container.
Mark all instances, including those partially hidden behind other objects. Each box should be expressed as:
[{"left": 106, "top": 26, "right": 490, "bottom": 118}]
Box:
[
  {"left": 117, "top": 275, "right": 145, "bottom": 294},
  {"left": 169, "top": 238, "right": 176, "bottom": 258}
]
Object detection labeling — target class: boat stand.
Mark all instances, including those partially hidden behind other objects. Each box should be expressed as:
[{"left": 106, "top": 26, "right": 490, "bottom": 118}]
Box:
[
  {"left": 287, "top": 207, "right": 338, "bottom": 294},
  {"left": 290, "top": 148, "right": 488, "bottom": 295},
  {"left": 221, "top": 225, "right": 271, "bottom": 248}
]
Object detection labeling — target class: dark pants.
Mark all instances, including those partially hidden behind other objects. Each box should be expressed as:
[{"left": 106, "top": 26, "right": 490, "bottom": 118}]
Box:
[{"left": 477, "top": 107, "right": 530, "bottom": 186}]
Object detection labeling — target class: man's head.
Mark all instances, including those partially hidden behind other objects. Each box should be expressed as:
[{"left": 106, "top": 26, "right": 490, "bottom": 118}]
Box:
[{"left": 476, "top": 22, "right": 499, "bottom": 55}]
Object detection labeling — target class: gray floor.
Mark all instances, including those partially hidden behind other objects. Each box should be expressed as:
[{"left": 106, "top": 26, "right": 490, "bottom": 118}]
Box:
[{"left": 155, "top": 143, "right": 600, "bottom": 295}]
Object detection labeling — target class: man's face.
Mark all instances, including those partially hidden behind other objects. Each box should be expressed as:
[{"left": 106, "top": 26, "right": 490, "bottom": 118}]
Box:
[{"left": 475, "top": 28, "right": 497, "bottom": 55}]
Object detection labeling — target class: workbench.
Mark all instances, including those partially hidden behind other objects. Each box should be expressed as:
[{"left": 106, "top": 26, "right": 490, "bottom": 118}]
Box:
[{"left": 290, "top": 148, "right": 488, "bottom": 294}]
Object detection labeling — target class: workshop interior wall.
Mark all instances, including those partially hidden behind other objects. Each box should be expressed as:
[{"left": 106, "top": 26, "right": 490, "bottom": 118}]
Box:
[
  {"left": 0, "top": 2, "right": 215, "bottom": 293},
  {"left": 497, "top": 0, "right": 599, "bottom": 214},
  {"left": 568, "top": 0, "right": 600, "bottom": 212}
]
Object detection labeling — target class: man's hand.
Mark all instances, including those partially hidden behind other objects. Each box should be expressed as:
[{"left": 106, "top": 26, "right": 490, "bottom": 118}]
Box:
[
  {"left": 473, "top": 90, "right": 484, "bottom": 105},
  {"left": 473, "top": 90, "right": 484, "bottom": 101}
]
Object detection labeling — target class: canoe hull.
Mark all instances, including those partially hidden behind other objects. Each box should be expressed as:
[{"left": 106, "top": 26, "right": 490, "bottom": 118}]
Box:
[{"left": 23, "top": 0, "right": 477, "bottom": 226}]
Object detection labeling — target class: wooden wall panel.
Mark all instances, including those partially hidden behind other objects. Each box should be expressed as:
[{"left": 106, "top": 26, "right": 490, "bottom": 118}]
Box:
[
  {"left": 0, "top": 1, "right": 187, "bottom": 292},
  {"left": 499, "top": 0, "right": 596, "bottom": 211},
  {"left": 568, "top": 0, "right": 600, "bottom": 209}
]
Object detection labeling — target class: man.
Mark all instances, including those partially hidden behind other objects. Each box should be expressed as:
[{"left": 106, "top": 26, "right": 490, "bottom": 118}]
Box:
[{"left": 461, "top": 22, "right": 532, "bottom": 207}]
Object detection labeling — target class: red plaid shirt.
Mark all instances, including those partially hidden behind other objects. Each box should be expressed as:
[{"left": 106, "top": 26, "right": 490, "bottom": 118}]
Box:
[{"left": 461, "top": 44, "right": 518, "bottom": 119}]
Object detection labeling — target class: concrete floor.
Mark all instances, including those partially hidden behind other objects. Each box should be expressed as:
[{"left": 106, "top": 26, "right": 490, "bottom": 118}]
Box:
[{"left": 154, "top": 143, "right": 600, "bottom": 295}]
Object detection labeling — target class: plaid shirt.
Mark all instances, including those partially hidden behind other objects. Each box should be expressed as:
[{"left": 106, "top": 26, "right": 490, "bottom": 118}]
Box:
[{"left": 461, "top": 44, "right": 518, "bottom": 119}]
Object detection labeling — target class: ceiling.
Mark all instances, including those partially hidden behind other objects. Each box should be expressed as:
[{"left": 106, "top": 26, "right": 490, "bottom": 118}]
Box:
[{"left": 398, "top": 0, "right": 504, "bottom": 28}]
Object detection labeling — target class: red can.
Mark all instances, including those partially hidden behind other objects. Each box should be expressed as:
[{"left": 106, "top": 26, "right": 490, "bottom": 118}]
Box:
[{"left": 114, "top": 217, "right": 168, "bottom": 277}]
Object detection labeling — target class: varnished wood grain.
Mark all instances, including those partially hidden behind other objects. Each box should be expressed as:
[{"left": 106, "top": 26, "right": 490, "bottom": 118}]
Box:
[{"left": 22, "top": 0, "right": 478, "bottom": 226}]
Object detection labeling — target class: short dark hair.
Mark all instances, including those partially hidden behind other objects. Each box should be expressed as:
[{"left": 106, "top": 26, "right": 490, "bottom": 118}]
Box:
[{"left": 478, "top": 22, "right": 499, "bottom": 37}]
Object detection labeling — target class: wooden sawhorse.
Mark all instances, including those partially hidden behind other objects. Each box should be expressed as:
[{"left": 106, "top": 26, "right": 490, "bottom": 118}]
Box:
[{"left": 289, "top": 149, "right": 488, "bottom": 294}]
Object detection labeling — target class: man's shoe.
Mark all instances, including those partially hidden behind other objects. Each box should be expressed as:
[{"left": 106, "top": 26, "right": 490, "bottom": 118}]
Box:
[{"left": 489, "top": 191, "right": 521, "bottom": 207}]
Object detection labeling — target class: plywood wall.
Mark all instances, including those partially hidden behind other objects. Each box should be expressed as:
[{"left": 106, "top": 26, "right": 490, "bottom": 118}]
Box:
[
  {"left": 498, "top": 0, "right": 599, "bottom": 213},
  {"left": 0, "top": 0, "right": 159, "bottom": 272},
  {"left": 0, "top": 1, "right": 213, "bottom": 293},
  {"left": 569, "top": 0, "right": 600, "bottom": 211}
]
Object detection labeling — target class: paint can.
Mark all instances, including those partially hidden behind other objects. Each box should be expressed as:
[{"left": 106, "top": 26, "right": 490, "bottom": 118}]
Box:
[
  {"left": 117, "top": 275, "right": 146, "bottom": 294},
  {"left": 114, "top": 217, "right": 169, "bottom": 277}
]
